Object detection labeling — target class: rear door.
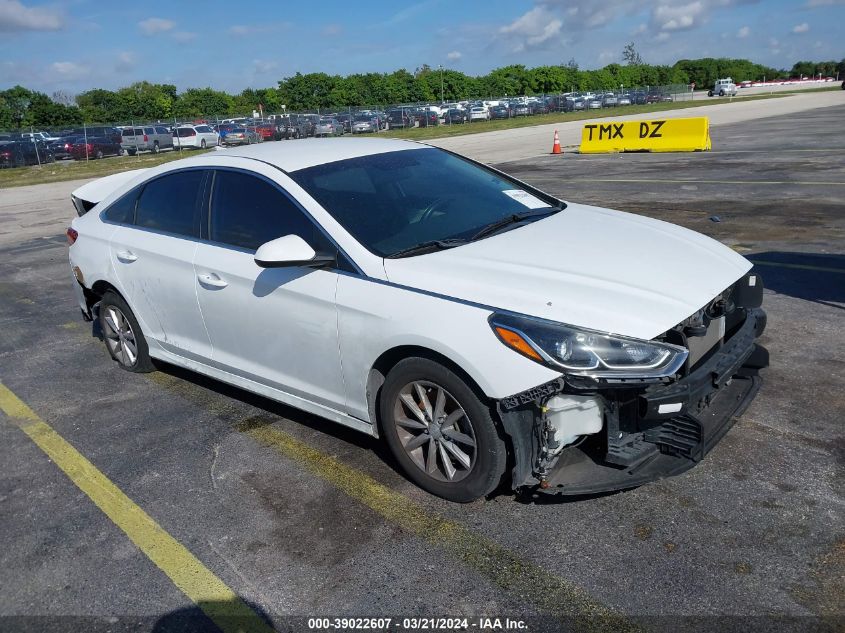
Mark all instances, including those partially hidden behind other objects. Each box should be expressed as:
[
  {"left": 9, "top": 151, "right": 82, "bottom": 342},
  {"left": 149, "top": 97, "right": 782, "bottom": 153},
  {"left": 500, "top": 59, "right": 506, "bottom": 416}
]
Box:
[{"left": 109, "top": 168, "right": 212, "bottom": 360}]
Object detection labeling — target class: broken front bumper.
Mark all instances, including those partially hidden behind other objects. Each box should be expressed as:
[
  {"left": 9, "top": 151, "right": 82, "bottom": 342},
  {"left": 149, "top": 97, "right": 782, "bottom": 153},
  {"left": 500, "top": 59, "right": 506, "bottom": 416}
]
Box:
[{"left": 498, "top": 307, "right": 768, "bottom": 497}]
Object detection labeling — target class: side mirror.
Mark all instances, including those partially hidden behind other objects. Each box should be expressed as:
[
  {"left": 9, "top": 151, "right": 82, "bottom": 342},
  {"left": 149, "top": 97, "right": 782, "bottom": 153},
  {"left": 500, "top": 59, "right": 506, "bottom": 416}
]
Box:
[{"left": 254, "top": 234, "right": 334, "bottom": 269}]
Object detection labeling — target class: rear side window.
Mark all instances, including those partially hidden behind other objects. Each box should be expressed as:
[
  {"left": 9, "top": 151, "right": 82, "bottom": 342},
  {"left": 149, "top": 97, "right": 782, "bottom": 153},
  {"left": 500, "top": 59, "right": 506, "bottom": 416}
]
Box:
[
  {"left": 144, "top": 128, "right": 154, "bottom": 134},
  {"left": 209, "top": 170, "right": 329, "bottom": 252},
  {"left": 155, "top": 127, "right": 168, "bottom": 134},
  {"left": 134, "top": 128, "right": 144, "bottom": 135},
  {"left": 102, "top": 190, "right": 138, "bottom": 224},
  {"left": 176, "top": 128, "right": 195, "bottom": 137},
  {"left": 135, "top": 170, "right": 205, "bottom": 238},
  {"left": 196, "top": 125, "right": 211, "bottom": 133},
  {"left": 121, "top": 129, "right": 134, "bottom": 137}
]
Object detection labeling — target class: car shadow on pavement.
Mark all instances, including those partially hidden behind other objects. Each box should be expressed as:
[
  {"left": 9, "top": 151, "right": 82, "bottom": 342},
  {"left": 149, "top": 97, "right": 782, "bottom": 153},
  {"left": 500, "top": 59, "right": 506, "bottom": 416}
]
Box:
[
  {"left": 151, "top": 598, "right": 275, "bottom": 633},
  {"left": 747, "top": 251, "right": 845, "bottom": 309}
]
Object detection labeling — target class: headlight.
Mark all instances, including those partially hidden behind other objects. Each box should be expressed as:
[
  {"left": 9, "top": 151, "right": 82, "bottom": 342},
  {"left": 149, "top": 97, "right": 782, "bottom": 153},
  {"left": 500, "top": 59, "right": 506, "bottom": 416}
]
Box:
[{"left": 490, "top": 313, "right": 688, "bottom": 378}]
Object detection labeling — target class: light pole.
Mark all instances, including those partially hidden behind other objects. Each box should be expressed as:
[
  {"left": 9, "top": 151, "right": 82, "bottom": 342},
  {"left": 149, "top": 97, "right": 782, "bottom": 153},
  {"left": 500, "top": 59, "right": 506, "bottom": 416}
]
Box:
[{"left": 438, "top": 64, "right": 444, "bottom": 105}]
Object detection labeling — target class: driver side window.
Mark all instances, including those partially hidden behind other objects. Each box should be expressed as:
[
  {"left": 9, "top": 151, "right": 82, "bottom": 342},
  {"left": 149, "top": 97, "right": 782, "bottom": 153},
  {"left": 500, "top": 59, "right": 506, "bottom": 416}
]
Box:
[{"left": 209, "top": 170, "right": 331, "bottom": 253}]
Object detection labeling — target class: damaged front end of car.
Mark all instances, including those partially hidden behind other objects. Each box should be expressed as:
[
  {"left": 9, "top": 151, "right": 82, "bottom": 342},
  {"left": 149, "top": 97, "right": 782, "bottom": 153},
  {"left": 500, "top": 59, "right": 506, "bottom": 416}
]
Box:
[{"left": 492, "top": 272, "right": 769, "bottom": 497}]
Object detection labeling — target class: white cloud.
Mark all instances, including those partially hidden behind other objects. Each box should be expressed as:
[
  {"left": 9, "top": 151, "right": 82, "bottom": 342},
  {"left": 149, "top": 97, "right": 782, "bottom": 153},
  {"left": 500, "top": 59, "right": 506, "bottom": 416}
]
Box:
[
  {"left": 0, "top": 0, "right": 63, "bottom": 32},
  {"left": 139, "top": 17, "right": 175, "bottom": 35},
  {"left": 252, "top": 59, "right": 278, "bottom": 74},
  {"left": 804, "top": 0, "right": 844, "bottom": 7},
  {"left": 499, "top": 6, "right": 563, "bottom": 51},
  {"left": 322, "top": 23, "right": 343, "bottom": 36},
  {"left": 171, "top": 31, "right": 197, "bottom": 43},
  {"left": 792, "top": 22, "right": 810, "bottom": 33},
  {"left": 50, "top": 61, "right": 90, "bottom": 80},
  {"left": 655, "top": 31, "right": 670, "bottom": 41},
  {"left": 115, "top": 51, "right": 136, "bottom": 72},
  {"left": 737, "top": 25, "right": 750, "bottom": 38},
  {"left": 654, "top": 1, "right": 705, "bottom": 32},
  {"left": 447, "top": 50, "right": 462, "bottom": 61}
]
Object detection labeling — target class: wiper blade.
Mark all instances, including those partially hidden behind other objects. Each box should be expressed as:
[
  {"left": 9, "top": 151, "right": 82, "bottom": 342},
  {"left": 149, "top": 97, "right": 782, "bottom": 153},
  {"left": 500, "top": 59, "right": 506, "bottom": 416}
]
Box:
[
  {"left": 471, "top": 208, "right": 558, "bottom": 241},
  {"left": 385, "top": 238, "right": 468, "bottom": 259}
]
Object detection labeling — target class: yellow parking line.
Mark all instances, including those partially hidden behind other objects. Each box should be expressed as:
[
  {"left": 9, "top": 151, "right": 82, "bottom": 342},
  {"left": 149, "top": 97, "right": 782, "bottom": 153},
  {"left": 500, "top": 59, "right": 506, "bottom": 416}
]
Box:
[
  {"left": 0, "top": 382, "right": 274, "bottom": 633},
  {"left": 237, "top": 416, "right": 636, "bottom": 631},
  {"left": 749, "top": 260, "right": 845, "bottom": 274}
]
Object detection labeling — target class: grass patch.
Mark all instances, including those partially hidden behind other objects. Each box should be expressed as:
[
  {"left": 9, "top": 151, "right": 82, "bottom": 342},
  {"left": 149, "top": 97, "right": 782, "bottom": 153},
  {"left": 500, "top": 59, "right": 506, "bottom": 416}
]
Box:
[
  {"left": 0, "top": 148, "right": 210, "bottom": 189},
  {"left": 383, "top": 93, "right": 794, "bottom": 141}
]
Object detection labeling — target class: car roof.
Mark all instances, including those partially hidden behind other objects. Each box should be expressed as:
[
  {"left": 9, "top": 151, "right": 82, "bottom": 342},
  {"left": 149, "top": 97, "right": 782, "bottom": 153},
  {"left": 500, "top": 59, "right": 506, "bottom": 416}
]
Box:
[{"left": 202, "top": 137, "right": 426, "bottom": 172}]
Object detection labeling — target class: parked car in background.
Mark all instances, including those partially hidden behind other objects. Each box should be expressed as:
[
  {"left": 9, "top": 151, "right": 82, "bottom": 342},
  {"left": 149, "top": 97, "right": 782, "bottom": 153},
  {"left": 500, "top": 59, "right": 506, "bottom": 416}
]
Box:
[
  {"left": 352, "top": 115, "right": 379, "bottom": 134},
  {"left": 444, "top": 108, "right": 467, "bottom": 124},
  {"left": 387, "top": 109, "right": 413, "bottom": 129},
  {"left": 70, "top": 136, "right": 121, "bottom": 160},
  {"left": 21, "top": 131, "right": 60, "bottom": 143},
  {"left": 618, "top": 93, "right": 632, "bottom": 106},
  {"left": 0, "top": 139, "right": 54, "bottom": 167},
  {"left": 68, "top": 138, "right": 768, "bottom": 503},
  {"left": 601, "top": 93, "right": 619, "bottom": 108},
  {"left": 120, "top": 126, "right": 173, "bottom": 155},
  {"left": 173, "top": 125, "right": 219, "bottom": 149},
  {"left": 414, "top": 109, "right": 439, "bottom": 127},
  {"left": 300, "top": 114, "right": 320, "bottom": 137},
  {"left": 215, "top": 123, "right": 240, "bottom": 143},
  {"left": 315, "top": 118, "right": 344, "bottom": 137},
  {"left": 221, "top": 127, "right": 261, "bottom": 146},
  {"left": 587, "top": 97, "right": 603, "bottom": 109},
  {"left": 335, "top": 113, "right": 355, "bottom": 134},
  {"left": 512, "top": 103, "right": 531, "bottom": 116},
  {"left": 253, "top": 121, "right": 276, "bottom": 141},
  {"left": 468, "top": 106, "right": 489, "bottom": 122},
  {"left": 489, "top": 105, "right": 511, "bottom": 119},
  {"left": 49, "top": 135, "right": 81, "bottom": 160},
  {"left": 280, "top": 116, "right": 309, "bottom": 139}
]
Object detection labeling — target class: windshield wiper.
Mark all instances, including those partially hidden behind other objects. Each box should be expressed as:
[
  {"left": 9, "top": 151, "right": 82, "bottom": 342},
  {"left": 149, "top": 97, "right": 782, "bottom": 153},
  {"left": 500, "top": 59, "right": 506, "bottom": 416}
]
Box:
[
  {"left": 471, "top": 208, "right": 559, "bottom": 241},
  {"left": 385, "top": 238, "right": 467, "bottom": 259}
]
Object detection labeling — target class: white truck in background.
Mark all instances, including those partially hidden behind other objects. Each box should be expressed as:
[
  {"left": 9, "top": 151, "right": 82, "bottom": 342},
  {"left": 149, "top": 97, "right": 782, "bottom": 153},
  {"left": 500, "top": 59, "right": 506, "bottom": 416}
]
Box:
[{"left": 709, "top": 78, "right": 738, "bottom": 97}]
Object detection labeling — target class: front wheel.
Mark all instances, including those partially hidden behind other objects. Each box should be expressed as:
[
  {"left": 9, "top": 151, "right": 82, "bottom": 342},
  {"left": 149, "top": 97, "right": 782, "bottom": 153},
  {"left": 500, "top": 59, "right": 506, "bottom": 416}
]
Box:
[
  {"left": 380, "top": 358, "right": 507, "bottom": 502},
  {"left": 99, "top": 291, "right": 155, "bottom": 373}
]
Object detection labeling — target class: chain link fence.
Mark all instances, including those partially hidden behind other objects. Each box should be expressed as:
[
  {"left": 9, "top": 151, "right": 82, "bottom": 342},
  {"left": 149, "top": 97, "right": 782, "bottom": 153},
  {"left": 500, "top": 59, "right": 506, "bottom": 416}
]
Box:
[{"left": 1, "top": 83, "right": 694, "bottom": 168}]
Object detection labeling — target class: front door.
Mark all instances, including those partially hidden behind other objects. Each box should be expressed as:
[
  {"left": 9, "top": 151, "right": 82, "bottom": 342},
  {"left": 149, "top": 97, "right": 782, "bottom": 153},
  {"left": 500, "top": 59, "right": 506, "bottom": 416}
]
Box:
[{"left": 193, "top": 169, "right": 346, "bottom": 411}]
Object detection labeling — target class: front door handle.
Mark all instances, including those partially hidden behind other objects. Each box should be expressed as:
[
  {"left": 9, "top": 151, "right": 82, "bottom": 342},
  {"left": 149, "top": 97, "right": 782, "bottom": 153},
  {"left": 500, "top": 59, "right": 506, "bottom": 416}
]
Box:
[
  {"left": 197, "top": 273, "right": 228, "bottom": 289},
  {"left": 116, "top": 250, "right": 138, "bottom": 263}
]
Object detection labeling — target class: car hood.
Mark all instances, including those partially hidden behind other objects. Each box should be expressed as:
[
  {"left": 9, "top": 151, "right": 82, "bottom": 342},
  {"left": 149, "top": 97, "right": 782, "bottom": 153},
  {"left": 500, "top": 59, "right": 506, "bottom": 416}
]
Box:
[{"left": 382, "top": 202, "right": 751, "bottom": 341}]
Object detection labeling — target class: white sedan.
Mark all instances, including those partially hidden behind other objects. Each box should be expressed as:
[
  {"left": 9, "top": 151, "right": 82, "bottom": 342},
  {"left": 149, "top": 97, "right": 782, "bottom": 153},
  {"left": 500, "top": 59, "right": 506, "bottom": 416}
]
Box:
[
  {"left": 468, "top": 107, "right": 489, "bottom": 122},
  {"left": 67, "top": 138, "right": 768, "bottom": 502},
  {"left": 172, "top": 124, "right": 219, "bottom": 149}
]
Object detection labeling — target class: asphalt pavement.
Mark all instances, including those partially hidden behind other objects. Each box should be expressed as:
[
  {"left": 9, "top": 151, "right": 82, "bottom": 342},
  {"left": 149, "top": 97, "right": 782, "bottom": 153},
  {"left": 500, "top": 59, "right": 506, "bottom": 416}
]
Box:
[{"left": 0, "top": 104, "right": 842, "bottom": 633}]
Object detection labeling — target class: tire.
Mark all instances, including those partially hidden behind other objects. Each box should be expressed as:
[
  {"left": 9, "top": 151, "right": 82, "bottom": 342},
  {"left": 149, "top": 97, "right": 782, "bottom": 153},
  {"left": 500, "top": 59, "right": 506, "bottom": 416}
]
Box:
[
  {"left": 379, "top": 357, "right": 507, "bottom": 502},
  {"left": 95, "top": 150, "right": 103, "bottom": 159},
  {"left": 719, "top": 90, "right": 725, "bottom": 97},
  {"left": 128, "top": 148, "right": 137, "bottom": 156},
  {"left": 200, "top": 139, "right": 207, "bottom": 149},
  {"left": 152, "top": 142, "right": 160, "bottom": 154},
  {"left": 708, "top": 90, "right": 713, "bottom": 97},
  {"left": 99, "top": 291, "right": 155, "bottom": 373}
]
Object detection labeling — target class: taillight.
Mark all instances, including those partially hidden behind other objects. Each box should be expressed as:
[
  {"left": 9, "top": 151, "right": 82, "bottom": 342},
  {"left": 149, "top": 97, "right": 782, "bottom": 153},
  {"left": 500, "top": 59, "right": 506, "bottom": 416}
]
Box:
[
  {"left": 66, "top": 227, "right": 78, "bottom": 245},
  {"left": 143, "top": 134, "right": 148, "bottom": 142}
]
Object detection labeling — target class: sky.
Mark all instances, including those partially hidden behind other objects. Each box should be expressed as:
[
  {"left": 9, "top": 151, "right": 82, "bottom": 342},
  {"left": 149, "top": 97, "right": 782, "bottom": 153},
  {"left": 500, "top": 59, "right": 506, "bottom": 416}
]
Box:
[{"left": 1, "top": 0, "right": 843, "bottom": 95}]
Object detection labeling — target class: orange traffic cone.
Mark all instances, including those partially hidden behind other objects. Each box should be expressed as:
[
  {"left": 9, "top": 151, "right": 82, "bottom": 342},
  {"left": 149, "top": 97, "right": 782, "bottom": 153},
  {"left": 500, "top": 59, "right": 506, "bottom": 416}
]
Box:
[{"left": 551, "top": 129, "right": 562, "bottom": 154}]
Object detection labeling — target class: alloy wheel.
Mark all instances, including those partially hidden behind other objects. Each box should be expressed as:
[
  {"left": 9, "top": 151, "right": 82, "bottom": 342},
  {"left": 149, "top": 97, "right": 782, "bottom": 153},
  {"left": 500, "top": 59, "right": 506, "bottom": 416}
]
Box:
[
  {"left": 102, "top": 306, "right": 138, "bottom": 368},
  {"left": 393, "top": 381, "right": 477, "bottom": 483}
]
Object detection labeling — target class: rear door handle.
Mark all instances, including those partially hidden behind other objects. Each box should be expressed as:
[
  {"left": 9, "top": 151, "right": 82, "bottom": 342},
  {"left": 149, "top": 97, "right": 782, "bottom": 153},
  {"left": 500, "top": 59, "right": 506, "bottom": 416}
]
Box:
[
  {"left": 116, "top": 250, "right": 138, "bottom": 263},
  {"left": 197, "top": 273, "right": 228, "bottom": 289}
]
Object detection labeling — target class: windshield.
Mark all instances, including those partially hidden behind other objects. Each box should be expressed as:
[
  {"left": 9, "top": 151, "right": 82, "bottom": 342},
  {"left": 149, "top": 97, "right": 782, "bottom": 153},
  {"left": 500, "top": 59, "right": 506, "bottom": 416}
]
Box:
[{"left": 289, "top": 147, "right": 563, "bottom": 257}]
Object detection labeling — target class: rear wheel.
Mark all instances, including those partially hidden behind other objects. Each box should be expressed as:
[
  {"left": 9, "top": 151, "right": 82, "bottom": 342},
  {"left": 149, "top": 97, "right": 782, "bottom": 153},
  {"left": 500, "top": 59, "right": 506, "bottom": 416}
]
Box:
[
  {"left": 380, "top": 357, "right": 507, "bottom": 502},
  {"left": 95, "top": 150, "right": 103, "bottom": 159},
  {"left": 99, "top": 291, "right": 154, "bottom": 373},
  {"left": 200, "top": 139, "right": 207, "bottom": 149},
  {"left": 152, "top": 141, "right": 160, "bottom": 154}
]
